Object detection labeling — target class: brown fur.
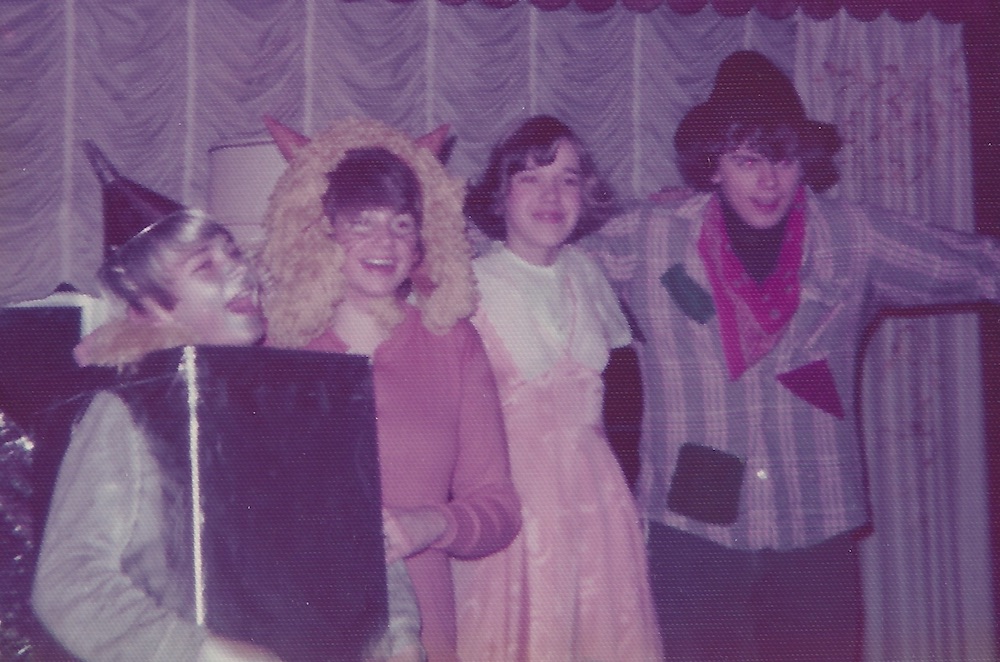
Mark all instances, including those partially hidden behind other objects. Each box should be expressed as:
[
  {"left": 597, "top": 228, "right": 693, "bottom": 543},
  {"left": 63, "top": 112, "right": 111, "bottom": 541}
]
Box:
[{"left": 74, "top": 317, "right": 202, "bottom": 369}]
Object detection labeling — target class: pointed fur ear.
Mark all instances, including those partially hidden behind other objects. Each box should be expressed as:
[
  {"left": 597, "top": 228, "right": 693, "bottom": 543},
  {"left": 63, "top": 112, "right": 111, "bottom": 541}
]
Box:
[
  {"left": 263, "top": 115, "right": 310, "bottom": 162},
  {"left": 414, "top": 124, "right": 450, "bottom": 159}
]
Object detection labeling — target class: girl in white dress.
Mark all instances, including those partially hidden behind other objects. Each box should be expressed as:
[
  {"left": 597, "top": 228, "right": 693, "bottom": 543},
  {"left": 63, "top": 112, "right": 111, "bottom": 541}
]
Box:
[{"left": 454, "top": 116, "right": 663, "bottom": 662}]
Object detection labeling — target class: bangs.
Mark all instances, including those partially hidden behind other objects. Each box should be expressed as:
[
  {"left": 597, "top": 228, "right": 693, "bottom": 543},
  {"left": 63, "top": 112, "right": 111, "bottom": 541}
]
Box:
[
  {"left": 323, "top": 148, "right": 422, "bottom": 224},
  {"left": 135, "top": 211, "right": 229, "bottom": 252},
  {"left": 330, "top": 182, "right": 416, "bottom": 220},
  {"left": 722, "top": 124, "right": 803, "bottom": 161},
  {"left": 505, "top": 140, "right": 561, "bottom": 177}
]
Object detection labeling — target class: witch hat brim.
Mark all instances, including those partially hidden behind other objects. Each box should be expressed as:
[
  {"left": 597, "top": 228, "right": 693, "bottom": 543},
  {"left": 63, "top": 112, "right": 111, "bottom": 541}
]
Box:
[{"left": 83, "top": 141, "right": 184, "bottom": 257}]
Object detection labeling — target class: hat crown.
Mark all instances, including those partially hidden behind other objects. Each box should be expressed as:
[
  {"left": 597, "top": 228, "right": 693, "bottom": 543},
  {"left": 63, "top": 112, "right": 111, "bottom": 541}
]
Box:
[
  {"left": 84, "top": 141, "right": 184, "bottom": 257},
  {"left": 706, "top": 50, "right": 806, "bottom": 121}
]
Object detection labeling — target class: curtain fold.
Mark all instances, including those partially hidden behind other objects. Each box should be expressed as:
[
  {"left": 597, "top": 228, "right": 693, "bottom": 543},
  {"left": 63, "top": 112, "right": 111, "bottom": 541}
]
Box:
[
  {"left": 0, "top": 4, "right": 992, "bottom": 657},
  {"left": 0, "top": 3, "right": 74, "bottom": 303},
  {"left": 443, "top": 0, "right": 988, "bottom": 23},
  {"left": 797, "top": 13, "right": 994, "bottom": 660}
]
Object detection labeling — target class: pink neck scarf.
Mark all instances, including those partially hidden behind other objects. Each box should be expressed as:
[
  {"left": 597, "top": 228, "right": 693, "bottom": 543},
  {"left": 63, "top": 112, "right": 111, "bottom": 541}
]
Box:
[{"left": 697, "top": 189, "right": 807, "bottom": 380}]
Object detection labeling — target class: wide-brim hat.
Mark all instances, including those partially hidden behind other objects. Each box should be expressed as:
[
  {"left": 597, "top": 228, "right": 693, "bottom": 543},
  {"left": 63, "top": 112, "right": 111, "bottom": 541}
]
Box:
[{"left": 676, "top": 50, "right": 839, "bottom": 156}]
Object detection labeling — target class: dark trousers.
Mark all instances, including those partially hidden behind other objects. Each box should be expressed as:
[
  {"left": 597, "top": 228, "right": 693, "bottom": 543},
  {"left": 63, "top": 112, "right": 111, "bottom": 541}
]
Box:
[{"left": 648, "top": 522, "right": 864, "bottom": 662}]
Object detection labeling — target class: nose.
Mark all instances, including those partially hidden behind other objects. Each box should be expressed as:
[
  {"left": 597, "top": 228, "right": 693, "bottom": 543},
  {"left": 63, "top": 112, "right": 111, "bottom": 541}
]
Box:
[
  {"left": 366, "top": 222, "right": 397, "bottom": 248},
  {"left": 758, "top": 162, "right": 778, "bottom": 189},
  {"left": 216, "top": 247, "right": 247, "bottom": 280},
  {"left": 539, "top": 176, "right": 560, "bottom": 202},
  {"left": 230, "top": 259, "right": 261, "bottom": 294},
  {"left": 231, "top": 259, "right": 248, "bottom": 281}
]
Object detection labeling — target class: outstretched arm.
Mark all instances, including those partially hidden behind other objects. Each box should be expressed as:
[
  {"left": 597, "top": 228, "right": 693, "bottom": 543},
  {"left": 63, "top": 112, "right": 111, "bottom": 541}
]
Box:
[{"left": 865, "top": 204, "right": 1000, "bottom": 307}]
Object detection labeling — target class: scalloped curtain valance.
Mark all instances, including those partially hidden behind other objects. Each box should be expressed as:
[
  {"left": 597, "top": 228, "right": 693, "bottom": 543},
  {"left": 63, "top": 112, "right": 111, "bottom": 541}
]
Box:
[
  {"left": 0, "top": 1, "right": 996, "bottom": 659},
  {"left": 423, "top": 0, "right": 989, "bottom": 21}
]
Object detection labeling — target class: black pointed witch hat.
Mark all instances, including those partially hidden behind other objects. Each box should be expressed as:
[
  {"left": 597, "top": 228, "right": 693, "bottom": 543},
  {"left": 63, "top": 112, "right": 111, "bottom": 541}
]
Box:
[{"left": 82, "top": 141, "right": 184, "bottom": 258}]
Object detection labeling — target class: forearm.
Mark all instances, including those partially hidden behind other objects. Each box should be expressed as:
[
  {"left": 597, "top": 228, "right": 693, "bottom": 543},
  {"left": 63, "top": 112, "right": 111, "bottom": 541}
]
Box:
[
  {"left": 869, "top": 208, "right": 1000, "bottom": 307},
  {"left": 443, "top": 331, "right": 521, "bottom": 559},
  {"left": 432, "top": 482, "right": 521, "bottom": 559},
  {"left": 33, "top": 568, "right": 206, "bottom": 662}
]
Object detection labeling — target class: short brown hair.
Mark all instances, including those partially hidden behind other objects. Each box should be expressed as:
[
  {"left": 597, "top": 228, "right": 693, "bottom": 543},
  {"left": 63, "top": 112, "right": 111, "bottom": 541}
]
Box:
[
  {"left": 321, "top": 147, "right": 423, "bottom": 228},
  {"left": 465, "top": 115, "right": 616, "bottom": 243}
]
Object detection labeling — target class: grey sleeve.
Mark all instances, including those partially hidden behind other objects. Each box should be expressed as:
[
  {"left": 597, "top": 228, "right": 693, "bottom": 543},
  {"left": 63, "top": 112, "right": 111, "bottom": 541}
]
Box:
[
  {"left": 365, "top": 561, "right": 424, "bottom": 661},
  {"left": 32, "top": 392, "right": 207, "bottom": 662}
]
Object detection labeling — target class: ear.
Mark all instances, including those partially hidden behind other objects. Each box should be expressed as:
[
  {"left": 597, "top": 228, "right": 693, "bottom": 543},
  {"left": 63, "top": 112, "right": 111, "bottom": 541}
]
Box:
[
  {"left": 264, "top": 116, "right": 454, "bottom": 164},
  {"left": 414, "top": 124, "right": 451, "bottom": 160},
  {"left": 263, "top": 115, "right": 310, "bottom": 163}
]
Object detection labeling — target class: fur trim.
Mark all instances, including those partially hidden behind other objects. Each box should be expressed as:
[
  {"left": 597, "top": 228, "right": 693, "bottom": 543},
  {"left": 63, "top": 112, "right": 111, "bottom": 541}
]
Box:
[
  {"left": 260, "top": 118, "right": 476, "bottom": 348},
  {"left": 74, "top": 317, "right": 202, "bottom": 369}
]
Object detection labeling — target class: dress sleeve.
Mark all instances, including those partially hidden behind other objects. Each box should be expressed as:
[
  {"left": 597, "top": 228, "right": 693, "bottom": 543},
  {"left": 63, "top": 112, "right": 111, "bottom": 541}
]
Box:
[
  {"left": 32, "top": 392, "right": 207, "bottom": 662},
  {"left": 431, "top": 325, "right": 521, "bottom": 560}
]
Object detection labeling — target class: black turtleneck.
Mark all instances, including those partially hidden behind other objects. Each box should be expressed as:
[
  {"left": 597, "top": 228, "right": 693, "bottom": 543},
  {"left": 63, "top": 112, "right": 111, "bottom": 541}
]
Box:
[{"left": 720, "top": 198, "right": 788, "bottom": 283}]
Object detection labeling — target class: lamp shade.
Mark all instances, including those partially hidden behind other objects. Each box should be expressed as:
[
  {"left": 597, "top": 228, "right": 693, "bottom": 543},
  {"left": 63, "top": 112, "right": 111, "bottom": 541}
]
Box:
[{"left": 206, "top": 139, "right": 288, "bottom": 250}]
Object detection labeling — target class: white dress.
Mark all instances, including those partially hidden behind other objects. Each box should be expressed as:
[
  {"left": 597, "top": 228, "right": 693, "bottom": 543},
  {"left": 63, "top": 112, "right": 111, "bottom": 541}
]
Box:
[{"left": 454, "top": 246, "right": 662, "bottom": 661}]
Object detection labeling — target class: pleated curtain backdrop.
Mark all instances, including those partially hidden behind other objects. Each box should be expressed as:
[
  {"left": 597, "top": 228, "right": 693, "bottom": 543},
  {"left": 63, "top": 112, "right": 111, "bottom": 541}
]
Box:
[
  {"left": 0, "top": 1, "right": 994, "bottom": 659},
  {"left": 797, "top": 13, "right": 994, "bottom": 660}
]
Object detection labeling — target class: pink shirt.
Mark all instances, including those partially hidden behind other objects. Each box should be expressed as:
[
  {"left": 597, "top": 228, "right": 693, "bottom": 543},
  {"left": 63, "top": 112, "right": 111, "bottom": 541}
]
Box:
[{"left": 306, "top": 305, "right": 520, "bottom": 661}]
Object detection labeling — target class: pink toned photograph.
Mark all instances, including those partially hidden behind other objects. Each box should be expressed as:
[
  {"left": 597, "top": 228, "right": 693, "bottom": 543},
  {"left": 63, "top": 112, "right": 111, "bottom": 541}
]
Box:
[{"left": 1, "top": 1, "right": 997, "bottom": 660}]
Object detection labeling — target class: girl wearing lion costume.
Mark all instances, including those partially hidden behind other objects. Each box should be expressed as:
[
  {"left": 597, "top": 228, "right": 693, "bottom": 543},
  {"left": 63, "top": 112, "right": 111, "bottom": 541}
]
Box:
[{"left": 260, "top": 119, "right": 521, "bottom": 662}]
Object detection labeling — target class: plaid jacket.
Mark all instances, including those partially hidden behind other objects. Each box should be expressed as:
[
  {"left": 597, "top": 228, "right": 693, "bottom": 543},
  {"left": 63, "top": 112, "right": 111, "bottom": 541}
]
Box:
[{"left": 590, "top": 191, "right": 1000, "bottom": 550}]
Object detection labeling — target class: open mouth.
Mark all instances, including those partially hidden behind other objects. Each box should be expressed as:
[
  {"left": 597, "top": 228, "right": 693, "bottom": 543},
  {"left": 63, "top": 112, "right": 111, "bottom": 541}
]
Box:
[
  {"left": 362, "top": 258, "right": 397, "bottom": 273},
  {"left": 225, "top": 292, "right": 259, "bottom": 315},
  {"left": 534, "top": 211, "right": 565, "bottom": 225},
  {"left": 752, "top": 199, "right": 780, "bottom": 212}
]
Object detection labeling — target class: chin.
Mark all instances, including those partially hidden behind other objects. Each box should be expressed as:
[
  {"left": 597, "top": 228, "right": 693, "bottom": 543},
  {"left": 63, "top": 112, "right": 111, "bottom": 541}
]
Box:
[
  {"left": 220, "top": 320, "right": 266, "bottom": 347},
  {"left": 741, "top": 213, "right": 783, "bottom": 229},
  {"left": 533, "top": 229, "right": 571, "bottom": 249}
]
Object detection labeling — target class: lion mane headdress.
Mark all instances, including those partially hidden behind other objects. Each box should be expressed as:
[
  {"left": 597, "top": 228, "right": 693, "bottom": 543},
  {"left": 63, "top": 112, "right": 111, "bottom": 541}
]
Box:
[{"left": 259, "top": 117, "right": 476, "bottom": 348}]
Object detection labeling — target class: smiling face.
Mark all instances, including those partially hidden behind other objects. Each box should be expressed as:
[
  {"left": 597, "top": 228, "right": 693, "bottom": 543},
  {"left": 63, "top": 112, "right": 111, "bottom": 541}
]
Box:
[
  {"left": 331, "top": 206, "right": 421, "bottom": 309},
  {"left": 148, "top": 233, "right": 265, "bottom": 346},
  {"left": 713, "top": 145, "right": 803, "bottom": 229},
  {"left": 503, "top": 139, "right": 583, "bottom": 266}
]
